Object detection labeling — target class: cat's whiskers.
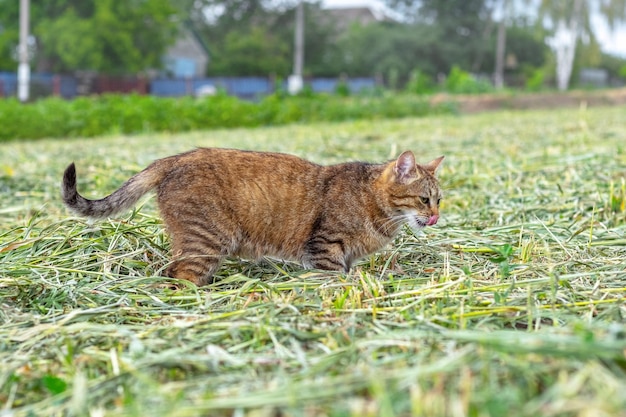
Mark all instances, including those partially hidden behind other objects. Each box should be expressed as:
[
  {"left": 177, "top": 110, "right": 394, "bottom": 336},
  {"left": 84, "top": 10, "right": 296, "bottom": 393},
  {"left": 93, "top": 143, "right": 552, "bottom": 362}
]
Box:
[{"left": 377, "top": 214, "right": 410, "bottom": 236}]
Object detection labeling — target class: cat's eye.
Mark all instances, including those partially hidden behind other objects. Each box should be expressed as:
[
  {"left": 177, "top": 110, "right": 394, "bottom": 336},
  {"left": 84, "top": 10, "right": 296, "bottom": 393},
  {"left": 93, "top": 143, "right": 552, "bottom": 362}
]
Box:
[
  {"left": 437, "top": 198, "right": 441, "bottom": 206},
  {"left": 420, "top": 196, "right": 429, "bottom": 205}
]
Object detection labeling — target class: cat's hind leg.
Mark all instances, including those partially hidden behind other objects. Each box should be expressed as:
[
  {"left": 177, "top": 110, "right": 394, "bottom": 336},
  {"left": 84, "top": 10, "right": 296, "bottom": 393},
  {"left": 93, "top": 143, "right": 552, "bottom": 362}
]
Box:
[
  {"left": 166, "top": 249, "right": 223, "bottom": 287},
  {"left": 163, "top": 222, "right": 230, "bottom": 287}
]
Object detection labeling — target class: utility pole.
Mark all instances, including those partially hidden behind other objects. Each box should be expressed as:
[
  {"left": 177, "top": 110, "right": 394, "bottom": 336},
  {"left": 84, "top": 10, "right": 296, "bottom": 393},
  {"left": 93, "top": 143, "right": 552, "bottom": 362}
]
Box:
[
  {"left": 494, "top": 0, "right": 508, "bottom": 89},
  {"left": 288, "top": 0, "right": 304, "bottom": 94},
  {"left": 18, "top": 0, "right": 30, "bottom": 102}
]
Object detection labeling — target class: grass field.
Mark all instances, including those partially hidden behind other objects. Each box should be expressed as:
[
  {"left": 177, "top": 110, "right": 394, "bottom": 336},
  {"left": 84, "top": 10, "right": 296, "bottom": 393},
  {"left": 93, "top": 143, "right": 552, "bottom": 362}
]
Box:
[{"left": 1, "top": 106, "right": 625, "bottom": 416}]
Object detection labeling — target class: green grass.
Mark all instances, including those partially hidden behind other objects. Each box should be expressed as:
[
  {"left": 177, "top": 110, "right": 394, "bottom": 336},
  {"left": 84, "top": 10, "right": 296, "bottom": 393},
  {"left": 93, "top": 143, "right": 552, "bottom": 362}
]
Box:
[
  {"left": 1, "top": 106, "right": 625, "bottom": 416},
  {"left": 0, "top": 93, "right": 454, "bottom": 141}
]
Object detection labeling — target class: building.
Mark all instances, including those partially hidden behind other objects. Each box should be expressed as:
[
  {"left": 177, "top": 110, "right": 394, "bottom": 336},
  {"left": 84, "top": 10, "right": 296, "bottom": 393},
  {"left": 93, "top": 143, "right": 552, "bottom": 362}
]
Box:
[
  {"left": 324, "top": 5, "right": 391, "bottom": 31},
  {"left": 163, "top": 25, "right": 210, "bottom": 78}
]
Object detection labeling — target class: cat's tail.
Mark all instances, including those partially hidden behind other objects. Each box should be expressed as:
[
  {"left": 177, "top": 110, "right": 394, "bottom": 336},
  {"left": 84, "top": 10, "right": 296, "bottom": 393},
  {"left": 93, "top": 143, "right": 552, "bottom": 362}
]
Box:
[{"left": 61, "top": 160, "right": 167, "bottom": 219}]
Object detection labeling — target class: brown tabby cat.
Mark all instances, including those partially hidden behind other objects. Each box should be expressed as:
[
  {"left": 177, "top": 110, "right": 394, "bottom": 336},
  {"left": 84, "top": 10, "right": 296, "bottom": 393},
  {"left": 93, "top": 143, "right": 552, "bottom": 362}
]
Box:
[{"left": 62, "top": 148, "right": 443, "bottom": 286}]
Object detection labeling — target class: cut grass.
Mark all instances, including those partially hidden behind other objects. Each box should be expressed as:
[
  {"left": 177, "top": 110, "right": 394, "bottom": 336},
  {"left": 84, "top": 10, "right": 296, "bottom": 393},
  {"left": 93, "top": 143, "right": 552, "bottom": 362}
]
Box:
[{"left": 1, "top": 106, "right": 625, "bottom": 416}]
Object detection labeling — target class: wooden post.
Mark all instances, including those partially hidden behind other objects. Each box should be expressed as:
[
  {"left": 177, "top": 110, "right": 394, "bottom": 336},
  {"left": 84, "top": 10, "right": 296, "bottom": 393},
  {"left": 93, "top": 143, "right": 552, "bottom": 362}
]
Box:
[
  {"left": 52, "top": 74, "right": 61, "bottom": 96},
  {"left": 186, "top": 77, "right": 193, "bottom": 96}
]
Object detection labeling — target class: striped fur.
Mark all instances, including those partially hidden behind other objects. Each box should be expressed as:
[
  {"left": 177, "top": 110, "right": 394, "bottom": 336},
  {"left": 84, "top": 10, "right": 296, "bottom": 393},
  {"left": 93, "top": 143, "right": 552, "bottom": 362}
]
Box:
[{"left": 62, "top": 148, "right": 444, "bottom": 286}]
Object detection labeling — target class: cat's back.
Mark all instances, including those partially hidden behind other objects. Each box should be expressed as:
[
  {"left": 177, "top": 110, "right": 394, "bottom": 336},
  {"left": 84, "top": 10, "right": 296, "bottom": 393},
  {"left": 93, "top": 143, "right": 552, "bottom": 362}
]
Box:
[
  {"left": 158, "top": 148, "right": 324, "bottom": 211},
  {"left": 168, "top": 148, "right": 385, "bottom": 201},
  {"left": 178, "top": 147, "right": 321, "bottom": 186}
]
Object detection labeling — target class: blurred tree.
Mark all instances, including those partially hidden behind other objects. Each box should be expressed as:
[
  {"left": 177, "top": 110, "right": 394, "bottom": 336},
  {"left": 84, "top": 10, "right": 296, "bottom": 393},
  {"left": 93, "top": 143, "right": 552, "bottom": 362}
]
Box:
[
  {"left": 327, "top": 22, "right": 438, "bottom": 84},
  {"left": 598, "top": 50, "right": 626, "bottom": 82},
  {"left": 504, "top": 25, "right": 547, "bottom": 69},
  {"left": 538, "top": 0, "right": 626, "bottom": 90},
  {"left": 308, "top": 1, "right": 546, "bottom": 88},
  {"left": 208, "top": 26, "right": 291, "bottom": 76},
  {"left": 482, "top": 18, "right": 549, "bottom": 87},
  {"left": 0, "top": 0, "right": 180, "bottom": 74},
  {"left": 0, "top": 0, "right": 25, "bottom": 71},
  {"left": 492, "top": 0, "right": 549, "bottom": 88},
  {"left": 379, "top": 0, "right": 496, "bottom": 76},
  {"left": 273, "top": 5, "right": 340, "bottom": 77},
  {"left": 188, "top": 0, "right": 336, "bottom": 77}
]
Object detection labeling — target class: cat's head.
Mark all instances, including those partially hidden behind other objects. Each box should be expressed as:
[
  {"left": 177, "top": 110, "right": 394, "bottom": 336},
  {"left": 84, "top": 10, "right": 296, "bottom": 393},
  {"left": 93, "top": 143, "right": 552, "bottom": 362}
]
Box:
[{"left": 379, "top": 151, "right": 444, "bottom": 231}]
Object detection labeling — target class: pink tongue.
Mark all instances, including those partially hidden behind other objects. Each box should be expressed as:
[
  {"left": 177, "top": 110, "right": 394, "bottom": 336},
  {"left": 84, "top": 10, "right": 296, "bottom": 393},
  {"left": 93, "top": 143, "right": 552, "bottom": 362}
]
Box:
[{"left": 427, "top": 215, "right": 439, "bottom": 226}]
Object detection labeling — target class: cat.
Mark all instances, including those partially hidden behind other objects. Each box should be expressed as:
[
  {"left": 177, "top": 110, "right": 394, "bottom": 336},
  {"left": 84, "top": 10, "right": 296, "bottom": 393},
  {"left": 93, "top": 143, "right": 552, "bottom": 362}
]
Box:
[{"left": 62, "top": 148, "right": 444, "bottom": 286}]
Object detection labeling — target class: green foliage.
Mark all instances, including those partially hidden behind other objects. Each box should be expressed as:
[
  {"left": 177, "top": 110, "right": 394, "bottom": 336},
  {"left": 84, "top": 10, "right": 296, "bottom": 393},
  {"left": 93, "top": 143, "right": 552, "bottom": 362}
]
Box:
[
  {"left": 0, "top": 0, "right": 20, "bottom": 71},
  {"left": 405, "top": 69, "right": 435, "bottom": 94},
  {"left": 619, "top": 65, "right": 626, "bottom": 80},
  {"left": 0, "top": 92, "right": 454, "bottom": 141},
  {"left": 525, "top": 67, "right": 546, "bottom": 91},
  {"left": 41, "top": 375, "right": 68, "bottom": 395},
  {"left": 207, "top": 26, "right": 290, "bottom": 76},
  {"left": 201, "top": 2, "right": 337, "bottom": 77},
  {"left": 445, "top": 65, "right": 493, "bottom": 94},
  {"left": 501, "top": 23, "right": 549, "bottom": 70},
  {"left": 200, "top": 0, "right": 535, "bottom": 87},
  {"left": 330, "top": 23, "right": 438, "bottom": 85},
  {"left": 413, "top": 0, "right": 493, "bottom": 72},
  {"left": 487, "top": 243, "right": 516, "bottom": 279},
  {"left": 334, "top": 80, "right": 350, "bottom": 97},
  {"left": 608, "top": 179, "right": 626, "bottom": 214},
  {"left": 0, "top": 0, "right": 179, "bottom": 74},
  {"left": 201, "top": 0, "right": 575, "bottom": 90},
  {"left": 478, "top": 20, "right": 549, "bottom": 84}
]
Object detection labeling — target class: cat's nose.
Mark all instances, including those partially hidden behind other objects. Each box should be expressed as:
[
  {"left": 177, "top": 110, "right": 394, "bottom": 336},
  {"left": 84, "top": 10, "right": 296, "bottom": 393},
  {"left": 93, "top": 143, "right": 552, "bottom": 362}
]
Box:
[{"left": 427, "top": 215, "right": 439, "bottom": 226}]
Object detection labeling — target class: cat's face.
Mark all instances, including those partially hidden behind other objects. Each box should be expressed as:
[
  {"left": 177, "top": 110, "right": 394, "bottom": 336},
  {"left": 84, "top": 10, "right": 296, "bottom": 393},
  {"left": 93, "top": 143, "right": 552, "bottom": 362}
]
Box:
[{"left": 381, "top": 151, "right": 444, "bottom": 232}]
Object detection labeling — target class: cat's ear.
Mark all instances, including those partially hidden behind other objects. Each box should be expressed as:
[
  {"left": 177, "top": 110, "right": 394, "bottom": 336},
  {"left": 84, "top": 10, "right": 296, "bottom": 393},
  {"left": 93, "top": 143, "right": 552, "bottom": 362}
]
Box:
[
  {"left": 423, "top": 156, "right": 445, "bottom": 174},
  {"left": 393, "top": 151, "right": 418, "bottom": 184}
]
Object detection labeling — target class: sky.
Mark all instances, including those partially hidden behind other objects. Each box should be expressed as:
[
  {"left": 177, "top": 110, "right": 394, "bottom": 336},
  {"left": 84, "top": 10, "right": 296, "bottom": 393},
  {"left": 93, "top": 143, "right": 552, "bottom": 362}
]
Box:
[{"left": 322, "top": 0, "right": 626, "bottom": 58}]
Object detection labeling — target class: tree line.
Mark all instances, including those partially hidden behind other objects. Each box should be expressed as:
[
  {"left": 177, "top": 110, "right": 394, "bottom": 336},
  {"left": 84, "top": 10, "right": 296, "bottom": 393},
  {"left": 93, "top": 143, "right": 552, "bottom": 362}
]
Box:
[{"left": 0, "top": 0, "right": 624, "bottom": 90}]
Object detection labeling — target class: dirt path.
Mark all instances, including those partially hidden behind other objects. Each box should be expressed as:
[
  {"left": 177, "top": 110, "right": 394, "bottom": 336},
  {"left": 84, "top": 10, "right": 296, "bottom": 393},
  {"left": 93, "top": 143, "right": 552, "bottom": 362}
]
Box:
[{"left": 431, "top": 88, "right": 626, "bottom": 113}]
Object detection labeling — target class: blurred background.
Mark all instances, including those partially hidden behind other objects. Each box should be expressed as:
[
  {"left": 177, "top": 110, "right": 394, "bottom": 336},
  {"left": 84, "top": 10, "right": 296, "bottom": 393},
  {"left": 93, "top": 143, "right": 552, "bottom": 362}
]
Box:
[{"left": 0, "top": 0, "right": 625, "bottom": 99}]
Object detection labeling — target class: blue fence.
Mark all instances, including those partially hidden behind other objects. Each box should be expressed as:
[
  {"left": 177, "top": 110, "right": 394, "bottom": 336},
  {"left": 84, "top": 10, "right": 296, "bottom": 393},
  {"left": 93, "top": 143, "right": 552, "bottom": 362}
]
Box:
[
  {"left": 0, "top": 72, "right": 77, "bottom": 98},
  {"left": 309, "top": 77, "right": 376, "bottom": 93},
  {"left": 150, "top": 77, "right": 274, "bottom": 98},
  {"left": 0, "top": 72, "right": 378, "bottom": 99}
]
